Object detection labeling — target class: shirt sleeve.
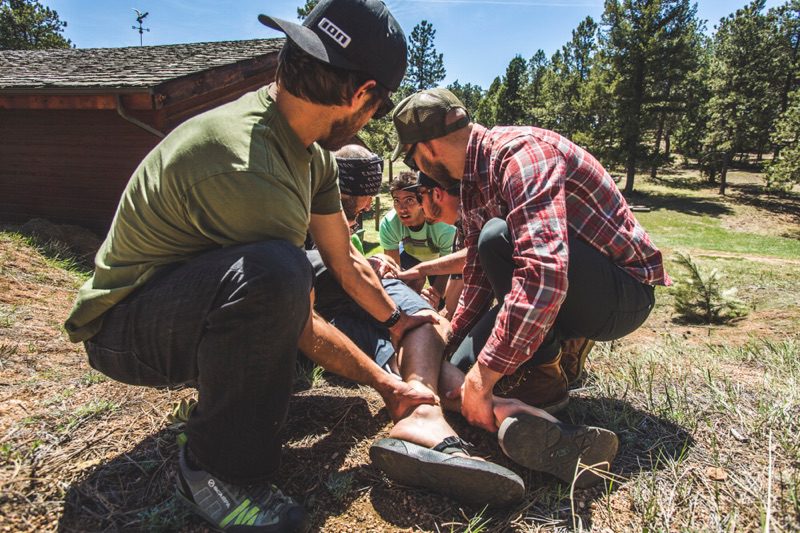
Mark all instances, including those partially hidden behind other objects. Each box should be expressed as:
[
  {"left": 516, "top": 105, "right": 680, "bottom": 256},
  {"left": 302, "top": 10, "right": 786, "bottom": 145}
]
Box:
[
  {"left": 379, "top": 210, "right": 401, "bottom": 251},
  {"left": 478, "top": 137, "right": 570, "bottom": 375},
  {"left": 310, "top": 149, "right": 343, "bottom": 215}
]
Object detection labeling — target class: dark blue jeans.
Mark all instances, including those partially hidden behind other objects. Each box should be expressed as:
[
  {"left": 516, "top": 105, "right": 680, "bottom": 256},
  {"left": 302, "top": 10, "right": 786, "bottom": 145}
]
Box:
[
  {"left": 451, "top": 218, "right": 655, "bottom": 372},
  {"left": 84, "top": 240, "right": 313, "bottom": 484}
]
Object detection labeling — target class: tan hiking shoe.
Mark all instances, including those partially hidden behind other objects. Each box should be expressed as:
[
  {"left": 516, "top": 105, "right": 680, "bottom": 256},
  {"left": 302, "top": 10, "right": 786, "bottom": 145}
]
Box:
[
  {"left": 494, "top": 350, "right": 569, "bottom": 414},
  {"left": 561, "top": 338, "right": 595, "bottom": 386}
]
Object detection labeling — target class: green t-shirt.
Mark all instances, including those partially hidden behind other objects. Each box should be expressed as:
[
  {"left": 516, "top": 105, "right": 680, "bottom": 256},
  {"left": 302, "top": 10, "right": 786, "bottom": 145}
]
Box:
[
  {"left": 65, "top": 86, "right": 342, "bottom": 342},
  {"left": 379, "top": 209, "right": 456, "bottom": 262}
]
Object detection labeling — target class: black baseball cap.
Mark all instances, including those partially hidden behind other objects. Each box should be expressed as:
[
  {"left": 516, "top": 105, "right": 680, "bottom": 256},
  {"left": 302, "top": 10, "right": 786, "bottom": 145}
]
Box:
[
  {"left": 391, "top": 88, "right": 469, "bottom": 161},
  {"left": 259, "top": 0, "right": 407, "bottom": 92},
  {"left": 403, "top": 172, "right": 459, "bottom": 194}
]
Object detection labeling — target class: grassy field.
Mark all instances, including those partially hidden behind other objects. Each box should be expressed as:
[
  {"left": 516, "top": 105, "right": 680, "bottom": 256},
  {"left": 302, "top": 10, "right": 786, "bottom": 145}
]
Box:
[{"left": 0, "top": 166, "right": 798, "bottom": 531}]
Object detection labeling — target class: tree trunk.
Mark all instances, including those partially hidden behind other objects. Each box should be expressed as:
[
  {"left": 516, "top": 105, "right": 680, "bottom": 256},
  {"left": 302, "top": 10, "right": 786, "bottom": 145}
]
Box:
[
  {"left": 665, "top": 129, "right": 671, "bottom": 160},
  {"left": 650, "top": 113, "right": 665, "bottom": 179},
  {"left": 624, "top": 156, "right": 636, "bottom": 195},
  {"left": 718, "top": 152, "right": 729, "bottom": 195}
]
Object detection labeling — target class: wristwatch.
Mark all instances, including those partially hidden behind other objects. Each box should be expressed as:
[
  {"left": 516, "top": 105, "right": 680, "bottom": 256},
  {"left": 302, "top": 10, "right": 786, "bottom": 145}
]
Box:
[{"left": 381, "top": 306, "right": 402, "bottom": 328}]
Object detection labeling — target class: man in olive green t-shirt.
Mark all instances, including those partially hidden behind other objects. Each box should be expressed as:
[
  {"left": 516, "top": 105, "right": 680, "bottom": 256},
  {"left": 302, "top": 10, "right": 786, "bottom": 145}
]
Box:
[{"left": 63, "top": 2, "right": 437, "bottom": 531}]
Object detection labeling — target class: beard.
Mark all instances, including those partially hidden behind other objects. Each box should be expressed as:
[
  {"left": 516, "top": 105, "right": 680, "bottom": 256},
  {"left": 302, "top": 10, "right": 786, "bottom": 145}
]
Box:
[
  {"left": 340, "top": 195, "right": 360, "bottom": 224},
  {"left": 317, "top": 96, "right": 378, "bottom": 151},
  {"left": 421, "top": 154, "right": 460, "bottom": 189},
  {"left": 424, "top": 195, "right": 443, "bottom": 222}
]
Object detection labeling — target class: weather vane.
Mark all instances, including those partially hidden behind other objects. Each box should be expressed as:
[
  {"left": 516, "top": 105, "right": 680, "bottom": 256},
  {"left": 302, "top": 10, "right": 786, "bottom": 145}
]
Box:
[{"left": 132, "top": 9, "right": 150, "bottom": 46}]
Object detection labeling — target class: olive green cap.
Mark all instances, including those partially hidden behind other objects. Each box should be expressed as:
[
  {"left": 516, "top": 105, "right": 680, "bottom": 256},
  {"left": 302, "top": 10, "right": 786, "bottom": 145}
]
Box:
[{"left": 390, "top": 88, "right": 470, "bottom": 161}]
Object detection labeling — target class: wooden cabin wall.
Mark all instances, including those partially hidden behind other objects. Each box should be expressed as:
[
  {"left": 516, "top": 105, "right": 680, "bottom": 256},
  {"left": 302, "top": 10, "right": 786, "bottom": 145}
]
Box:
[{"left": 0, "top": 109, "right": 160, "bottom": 233}]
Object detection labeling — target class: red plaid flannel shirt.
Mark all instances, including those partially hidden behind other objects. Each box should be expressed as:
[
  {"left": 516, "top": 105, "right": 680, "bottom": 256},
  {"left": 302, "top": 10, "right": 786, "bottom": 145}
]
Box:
[{"left": 450, "top": 125, "right": 671, "bottom": 375}]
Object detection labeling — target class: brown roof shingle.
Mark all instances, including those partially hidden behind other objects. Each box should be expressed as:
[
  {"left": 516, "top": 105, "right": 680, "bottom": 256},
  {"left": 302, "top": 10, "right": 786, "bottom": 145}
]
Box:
[{"left": 0, "top": 38, "right": 284, "bottom": 91}]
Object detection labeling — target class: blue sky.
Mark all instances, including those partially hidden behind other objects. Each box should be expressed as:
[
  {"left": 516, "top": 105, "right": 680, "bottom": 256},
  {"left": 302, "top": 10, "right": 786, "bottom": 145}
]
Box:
[{"left": 49, "top": 0, "right": 783, "bottom": 89}]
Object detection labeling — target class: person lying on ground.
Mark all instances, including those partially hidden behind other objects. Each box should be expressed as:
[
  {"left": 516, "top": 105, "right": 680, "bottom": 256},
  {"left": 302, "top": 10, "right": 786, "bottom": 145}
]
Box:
[
  {"left": 312, "top": 250, "right": 620, "bottom": 498},
  {"left": 313, "top": 148, "right": 617, "bottom": 500},
  {"left": 307, "top": 143, "right": 524, "bottom": 505}
]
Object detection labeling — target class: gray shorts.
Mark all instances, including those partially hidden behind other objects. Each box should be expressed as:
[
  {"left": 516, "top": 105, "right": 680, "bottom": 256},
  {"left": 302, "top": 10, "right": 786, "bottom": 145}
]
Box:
[
  {"left": 327, "top": 278, "right": 433, "bottom": 369},
  {"left": 306, "top": 249, "right": 434, "bottom": 371}
]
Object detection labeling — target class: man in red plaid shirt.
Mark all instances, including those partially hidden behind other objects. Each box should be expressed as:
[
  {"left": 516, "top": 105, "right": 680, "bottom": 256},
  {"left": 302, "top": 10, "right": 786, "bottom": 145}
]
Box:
[{"left": 392, "top": 89, "right": 669, "bottom": 471}]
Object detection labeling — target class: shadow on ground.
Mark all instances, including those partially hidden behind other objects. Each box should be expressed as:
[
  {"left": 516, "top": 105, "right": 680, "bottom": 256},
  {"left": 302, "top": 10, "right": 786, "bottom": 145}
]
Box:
[
  {"left": 57, "top": 393, "right": 385, "bottom": 532},
  {"left": 626, "top": 188, "right": 734, "bottom": 218},
  {"left": 728, "top": 183, "right": 800, "bottom": 223},
  {"left": 368, "top": 396, "right": 693, "bottom": 531}
]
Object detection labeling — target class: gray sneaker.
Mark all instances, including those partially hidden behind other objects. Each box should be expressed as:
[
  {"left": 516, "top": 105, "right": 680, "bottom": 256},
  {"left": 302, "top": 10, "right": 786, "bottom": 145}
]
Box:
[{"left": 176, "top": 439, "right": 309, "bottom": 532}]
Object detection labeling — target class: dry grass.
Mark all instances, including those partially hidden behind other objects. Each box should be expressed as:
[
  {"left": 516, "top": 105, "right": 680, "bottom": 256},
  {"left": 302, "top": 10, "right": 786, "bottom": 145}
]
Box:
[{"left": 1, "top": 170, "right": 799, "bottom": 531}]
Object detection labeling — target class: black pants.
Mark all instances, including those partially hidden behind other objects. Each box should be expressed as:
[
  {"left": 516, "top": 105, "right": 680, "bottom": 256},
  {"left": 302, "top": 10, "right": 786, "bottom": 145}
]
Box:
[
  {"left": 450, "top": 218, "right": 655, "bottom": 372},
  {"left": 84, "top": 240, "right": 313, "bottom": 484}
]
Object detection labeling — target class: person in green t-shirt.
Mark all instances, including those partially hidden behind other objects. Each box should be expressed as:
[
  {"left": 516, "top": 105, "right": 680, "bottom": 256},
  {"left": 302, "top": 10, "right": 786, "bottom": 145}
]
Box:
[
  {"left": 61, "top": 2, "right": 443, "bottom": 531},
  {"left": 379, "top": 171, "right": 456, "bottom": 299}
]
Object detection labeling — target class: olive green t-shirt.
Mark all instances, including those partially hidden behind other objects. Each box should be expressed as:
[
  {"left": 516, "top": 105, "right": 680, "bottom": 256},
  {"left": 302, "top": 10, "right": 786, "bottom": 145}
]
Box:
[{"left": 65, "top": 86, "right": 342, "bottom": 342}]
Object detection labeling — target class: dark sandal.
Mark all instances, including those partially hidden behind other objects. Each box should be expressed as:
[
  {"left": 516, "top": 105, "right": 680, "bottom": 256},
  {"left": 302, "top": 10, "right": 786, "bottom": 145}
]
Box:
[
  {"left": 498, "top": 413, "right": 618, "bottom": 488},
  {"left": 369, "top": 437, "right": 524, "bottom": 506}
]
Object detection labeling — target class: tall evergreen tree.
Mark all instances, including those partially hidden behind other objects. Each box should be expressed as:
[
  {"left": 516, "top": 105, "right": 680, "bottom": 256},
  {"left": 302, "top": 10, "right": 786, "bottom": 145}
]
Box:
[
  {"left": 704, "top": 0, "right": 776, "bottom": 194},
  {"left": 0, "top": 0, "right": 71, "bottom": 49},
  {"left": 672, "top": 36, "right": 712, "bottom": 162},
  {"left": 476, "top": 76, "right": 502, "bottom": 128},
  {"left": 404, "top": 20, "right": 446, "bottom": 91},
  {"left": 768, "top": 0, "right": 800, "bottom": 159},
  {"left": 527, "top": 50, "right": 549, "bottom": 125},
  {"left": 601, "top": 0, "right": 700, "bottom": 194},
  {"left": 767, "top": 87, "right": 800, "bottom": 189},
  {"left": 496, "top": 55, "right": 529, "bottom": 125},
  {"left": 767, "top": 90, "right": 800, "bottom": 189},
  {"left": 647, "top": 3, "right": 703, "bottom": 178},
  {"left": 541, "top": 17, "right": 598, "bottom": 139}
]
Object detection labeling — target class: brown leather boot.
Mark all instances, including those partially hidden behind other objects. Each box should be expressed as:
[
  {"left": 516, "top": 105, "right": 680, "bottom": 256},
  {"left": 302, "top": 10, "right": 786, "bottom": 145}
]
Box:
[
  {"left": 560, "top": 338, "right": 595, "bottom": 386},
  {"left": 494, "top": 351, "right": 569, "bottom": 414}
]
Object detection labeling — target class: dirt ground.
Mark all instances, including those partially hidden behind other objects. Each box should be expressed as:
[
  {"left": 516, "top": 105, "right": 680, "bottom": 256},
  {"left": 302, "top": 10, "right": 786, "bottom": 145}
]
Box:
[{"left": 1, "top": 172, "right": 799, "bottom": 532}]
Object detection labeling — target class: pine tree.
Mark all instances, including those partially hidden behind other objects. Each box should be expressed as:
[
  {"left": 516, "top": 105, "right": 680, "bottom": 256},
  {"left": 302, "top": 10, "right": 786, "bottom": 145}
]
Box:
[
  {"left": 601, "top": 0, "right": 700, "bottom": 194},
  {"left": 0, "top": 0, "right": 71, "bottom": 49},
  {"left": 767, "top": 88, "right": 800, "bottom": 189},
  {"left": 475, "top": 77, "right": 502, "bottom": 128},
  {"left": 704, "top": 0, "right": 777, "bottom": 194},
  {"left": 496, "top": 55, "right": 528, "bottom": 125},
  {"left": 540, "top": 17, "right": 598, "bottom": 139},
  {"left": 769, "top": 0, "right": 800, "bottom": 159},
  {"left": 404, "top": 20, "right": 445, "bottom": 91},
  {"left": 527, "top": 50, "right": 548, "bottom": 125},
  {"left": 672, "top": 253, "right": 748, "bottom": 324}
]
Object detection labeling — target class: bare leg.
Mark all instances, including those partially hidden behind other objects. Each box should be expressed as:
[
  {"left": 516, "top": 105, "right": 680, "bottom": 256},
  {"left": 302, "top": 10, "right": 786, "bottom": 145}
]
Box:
[
  {"left": 388, "top": 310, "right": 468, "bottom": 452},
  {"left": 298, "top": 291, "right": 437, "bottom": 422}
]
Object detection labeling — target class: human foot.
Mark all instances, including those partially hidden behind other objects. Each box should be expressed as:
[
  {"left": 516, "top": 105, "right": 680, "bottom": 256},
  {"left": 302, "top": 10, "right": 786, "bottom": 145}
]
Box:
[{"left": 389, "top": 404, "right": 468, "bottom": 456}]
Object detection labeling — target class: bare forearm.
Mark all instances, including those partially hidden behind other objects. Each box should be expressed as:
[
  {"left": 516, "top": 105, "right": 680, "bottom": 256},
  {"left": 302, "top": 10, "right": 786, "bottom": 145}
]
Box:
[
  {"left": 416, "top": 249, "right": 467, "bottom": 277},
  {"left": 299, "top": 311, "right": 394, "bottom": 392},
  {"left": 298, "top": 310, "right": 437, "bottom": 420}
]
